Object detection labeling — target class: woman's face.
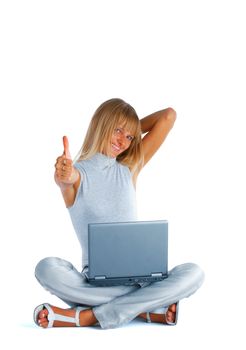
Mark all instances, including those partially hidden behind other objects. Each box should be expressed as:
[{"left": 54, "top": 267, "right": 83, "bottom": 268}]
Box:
[{"left": 109, "top": 126, "right": 134, "bottom": 157}]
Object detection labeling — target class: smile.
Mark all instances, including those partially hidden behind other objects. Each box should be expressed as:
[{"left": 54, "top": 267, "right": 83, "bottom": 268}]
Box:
[{"left": 112, "top": 143, "right": 121, "bottom": 152}]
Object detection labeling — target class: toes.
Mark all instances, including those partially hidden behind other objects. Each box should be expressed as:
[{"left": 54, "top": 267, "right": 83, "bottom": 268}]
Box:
[
  {"left": 38, "top": 319, "right": 49, "bottom": 328},
  {"left": 166, "top": 310, "right": 175, "bottom": 323},
  {"left": 166, "top": 310, "right": 172, "bottom": 321},
  {"left": 38, "top": 308, "right": 48, "bottom": 319},
  {"left": 37, "top": 308, "right": 49, "bottom": 327},
  {"left": 168, "top": 304, "right": 176, "bottom": 313}
]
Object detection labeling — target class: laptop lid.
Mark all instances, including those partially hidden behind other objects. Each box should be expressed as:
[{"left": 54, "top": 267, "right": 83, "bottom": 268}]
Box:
[{"left": 86, "top": 220, "right": 168, "bottom": 285}]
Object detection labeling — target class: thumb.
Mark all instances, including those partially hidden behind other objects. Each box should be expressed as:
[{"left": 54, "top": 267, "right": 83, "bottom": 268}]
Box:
[{"left": 62, "top": 135, "right": 72, "bottom": 159}]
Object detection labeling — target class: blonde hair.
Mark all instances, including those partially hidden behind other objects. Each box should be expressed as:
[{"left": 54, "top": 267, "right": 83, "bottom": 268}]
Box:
[{"left": 75, "top": 98, "right": 144, "bottom": 175}]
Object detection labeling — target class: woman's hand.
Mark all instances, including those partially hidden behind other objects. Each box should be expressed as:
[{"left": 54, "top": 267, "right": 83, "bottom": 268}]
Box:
[{"left": 54, "top": 136, "right": 79, "bottom": 189}]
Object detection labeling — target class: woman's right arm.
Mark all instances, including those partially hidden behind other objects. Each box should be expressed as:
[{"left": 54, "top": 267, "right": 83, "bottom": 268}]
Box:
[{"left": 54, "top": 136, "right": 82, "bottom": 208}]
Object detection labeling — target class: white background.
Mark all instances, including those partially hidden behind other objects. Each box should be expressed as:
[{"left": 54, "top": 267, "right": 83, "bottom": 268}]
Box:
[{"left": 0, "top": 0, "right": 245, "bottom": 349}]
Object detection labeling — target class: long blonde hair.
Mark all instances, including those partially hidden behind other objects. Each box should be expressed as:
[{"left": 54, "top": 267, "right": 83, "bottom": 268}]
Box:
[{"left": 75, "top": 98, "right": 144, "bottom": 175}]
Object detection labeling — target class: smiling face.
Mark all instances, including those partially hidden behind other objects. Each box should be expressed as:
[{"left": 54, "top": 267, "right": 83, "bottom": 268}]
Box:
[
  {"left": 81, "top": 98, "right": 141, "bottom": 160},
  {"left": 110, "top": 126, "right": 134, "bottom": 157}
]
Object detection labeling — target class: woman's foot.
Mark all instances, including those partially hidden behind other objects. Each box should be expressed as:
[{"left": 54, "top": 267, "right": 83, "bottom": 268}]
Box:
[
  {"left": 37, "top": 304, "right": 97, "bottom": 328},
  {"left": 138, "top": 303, "right": 177, "bottom": 324}
]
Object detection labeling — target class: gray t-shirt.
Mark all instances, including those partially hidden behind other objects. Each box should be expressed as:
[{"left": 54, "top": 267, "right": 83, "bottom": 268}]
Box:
[{"left": 68, "top": 152, "right": 138, "bottom": 269}]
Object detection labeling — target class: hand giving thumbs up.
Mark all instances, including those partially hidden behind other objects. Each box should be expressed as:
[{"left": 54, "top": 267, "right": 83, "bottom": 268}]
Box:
[{"left": 54, "top": 136, "right": 79, "bottom": 188}]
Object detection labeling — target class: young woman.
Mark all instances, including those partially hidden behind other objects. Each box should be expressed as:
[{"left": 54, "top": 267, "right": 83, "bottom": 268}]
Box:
[{"left": 34, "top": 98, "right": 204, "bottom": 329}]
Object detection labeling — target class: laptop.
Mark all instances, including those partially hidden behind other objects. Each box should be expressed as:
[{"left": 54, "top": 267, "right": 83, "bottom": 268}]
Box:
[{"left": 85, "top": 220, "right": 168, "bottom": 286}]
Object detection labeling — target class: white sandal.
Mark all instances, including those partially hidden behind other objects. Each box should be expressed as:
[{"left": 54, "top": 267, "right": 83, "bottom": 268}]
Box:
[
  {"left": 146, "top": 302, "right": 179, "bottom": 326},
  {"left": 33, "top": 303, "right": 88, "bottom": 328}
]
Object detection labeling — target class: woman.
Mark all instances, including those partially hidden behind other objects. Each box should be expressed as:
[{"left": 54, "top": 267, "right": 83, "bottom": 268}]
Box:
[{"left": 34, "top": 98, "right": 204, "bottom": 329}]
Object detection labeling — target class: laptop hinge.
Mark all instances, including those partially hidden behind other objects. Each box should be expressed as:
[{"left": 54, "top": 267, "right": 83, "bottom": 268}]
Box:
[
  {"left": 95, "top": 276, "right": 106, "bottom": 280},
  {"left": 151, "top": 273, "right": 162, "bottom": 277}
]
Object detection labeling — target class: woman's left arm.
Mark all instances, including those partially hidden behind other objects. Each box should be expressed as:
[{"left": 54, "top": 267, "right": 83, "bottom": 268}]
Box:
[{"left": 140, "top": 107, "right": 177, "bottom": 167}]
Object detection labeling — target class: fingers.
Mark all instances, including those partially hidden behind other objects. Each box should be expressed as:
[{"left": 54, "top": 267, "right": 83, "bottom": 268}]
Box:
[
  {"left": 54, "top": 155, "right": 77, "bottom": 185},
  {"left": 63, "top": 135, "right": 72, "bottom": 159},
  {"left": 55, "top": 156, "right": 72, "bottom": 169},
  {"left": 55, "top": 159, "right": 73, "bottom": 178},
  {"left": 54, "top": 156, "right": 72, "bottom": 175}
]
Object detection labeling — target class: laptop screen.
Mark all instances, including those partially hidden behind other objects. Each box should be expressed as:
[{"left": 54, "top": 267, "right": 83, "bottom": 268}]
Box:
[{"left": 87, "top": 220, "right": 168, "bottom": 283}]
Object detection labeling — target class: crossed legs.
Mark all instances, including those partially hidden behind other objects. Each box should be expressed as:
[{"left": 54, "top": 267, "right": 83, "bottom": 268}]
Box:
[{"left": 34, "top": 257, "right": 204, "bottom": 329}]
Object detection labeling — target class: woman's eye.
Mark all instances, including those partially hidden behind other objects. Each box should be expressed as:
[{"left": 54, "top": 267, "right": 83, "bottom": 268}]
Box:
[{"left": 127, "top": 135, "right": 134, "bottom": 141}]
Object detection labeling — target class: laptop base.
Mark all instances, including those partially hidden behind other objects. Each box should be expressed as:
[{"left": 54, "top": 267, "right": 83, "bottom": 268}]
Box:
[{"left": 85, "top": 273, "right": 168, "bottom": 286}]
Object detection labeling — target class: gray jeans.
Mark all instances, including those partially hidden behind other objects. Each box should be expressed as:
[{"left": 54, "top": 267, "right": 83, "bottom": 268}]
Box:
[{"left": 35, "top": 257, "right": 205, "bottom": 329}]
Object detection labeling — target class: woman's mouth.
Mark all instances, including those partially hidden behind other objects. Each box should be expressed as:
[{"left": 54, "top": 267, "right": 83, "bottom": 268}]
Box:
[{"left": 112, "top": 143, "right": 121, "bottom": 152}]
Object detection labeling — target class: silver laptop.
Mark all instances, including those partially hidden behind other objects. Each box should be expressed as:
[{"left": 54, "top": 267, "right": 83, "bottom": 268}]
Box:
[{"left": 85, "top": 220, "right": 168, "bottom": 286}]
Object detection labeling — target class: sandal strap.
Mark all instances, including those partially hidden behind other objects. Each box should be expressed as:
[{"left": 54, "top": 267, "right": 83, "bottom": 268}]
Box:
[
  {"left": 50, "top": 314, "right": 77, "bottom": 324},
  {"left": 146, "top": 312, "right": 151, "bottom": 323},
  {"left": 44, "top": 303, "right": 76, "bottom": 327},
  {"left": 75, "top": 307, "right": 86, "bottom": 327},
  {"left": 34, "top": 303, "right": 90, "bottom": 328},
  {"left": 43, "top": 303, "right": 55, "bottom": 327}
]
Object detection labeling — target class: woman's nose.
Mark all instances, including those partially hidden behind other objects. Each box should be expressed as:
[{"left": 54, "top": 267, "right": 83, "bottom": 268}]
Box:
[{"left": 116, "top": 134, "right": 124, "bottom": 145}]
